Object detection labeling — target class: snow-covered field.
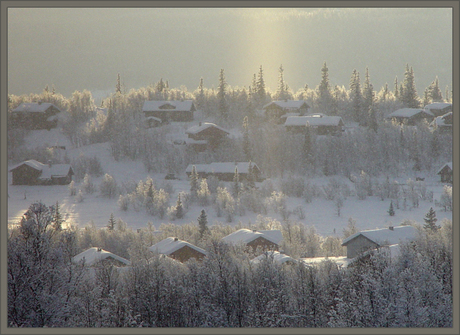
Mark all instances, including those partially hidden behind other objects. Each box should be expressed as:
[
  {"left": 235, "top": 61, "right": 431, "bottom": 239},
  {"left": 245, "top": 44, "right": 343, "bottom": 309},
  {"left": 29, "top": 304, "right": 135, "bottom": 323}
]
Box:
[{"left": 8, "top": 128, "right": 452, "bottom": 238}]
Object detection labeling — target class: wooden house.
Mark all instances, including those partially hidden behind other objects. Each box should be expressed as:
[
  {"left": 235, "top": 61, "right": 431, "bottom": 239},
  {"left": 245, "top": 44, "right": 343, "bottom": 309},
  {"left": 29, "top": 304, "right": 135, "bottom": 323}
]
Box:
[
  {"left": 284, "top": 114, "right": 345, "bottom": 135},
  {"left": 142, "top": 100, "right": 195, "bottom": 122},
  {"left": 72, "top": 247, "right": 131, "bottom": 267},
  {"left": 262, "top": 100, "right": 310, "bottom": 124},
  {"left": 185, "top": 122, "right": 230, "bottom": 150},
  {"left": 341, "top": 225, "right": 418, "bottom": 259},
  {"left": 437, "top": 162, "right": 453, "bottom": 183},
  {"left": 424, "top": 102, "right": 452, "bottom": 117},
  {"left": 10, "top": 102, "right": 63, "bottom": 130},
  {"left": 221, "top": 229, "right": 283, "bottom": 252},
  {"left": 185, "top": 162, "right": 264, "bottom": 182},
  {"left": 9, "top": 159, "right": 74, "bottom": 185},
  {"left": 385, "top": 108, "right": 434, "bottom": 125},
  {"left": 149, "top": 237, "right": 207, "bottom": 263}
]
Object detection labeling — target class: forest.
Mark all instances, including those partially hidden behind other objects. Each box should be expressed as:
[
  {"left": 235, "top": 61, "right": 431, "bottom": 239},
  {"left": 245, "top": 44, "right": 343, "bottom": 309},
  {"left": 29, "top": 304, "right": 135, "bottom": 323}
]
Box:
[{"left": 7, "top": 63, "right": 453, "bottom": 328}]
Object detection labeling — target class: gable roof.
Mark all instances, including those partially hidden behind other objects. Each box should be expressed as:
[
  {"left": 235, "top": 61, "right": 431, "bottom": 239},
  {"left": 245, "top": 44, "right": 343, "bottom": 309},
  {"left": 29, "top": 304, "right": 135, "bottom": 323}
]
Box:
[
  {"left": 142, "top": 100, "right": 195, "bottom": 112},
  {"left": 12, "top": 102, "right": 62, "bottom": 113},
  {"left": 342, "top": 225, "right": 418, "bottom": 247},
  {"left": 186, "top": 122, "right": 230, "bottom": 135},
  {"left": 185, "top": 162, "right": 260, "bottom": 175},
  {"left": 9, "top": 159, "right": 46, "bottom": 172},
  {"left": 386, "top": 108, "right": 433, "bottom": 119},
  {"left": 251, "top": 251, "right": 295, "bottom": 265},
  {"left": 72, "top": 247, "right": 130, "bottom": 266},
  {"left": 424, "top": 102, "right": 452, "bottom": 110},
  {"left": 263, "top": 100, "right": 309, "bottom": 110},
  {"left": 284, "top": 115, "right": 344, "bottom": 127},
  {"left": 221, "top": 229, "right": 282, "bottom": 245},
  {"left": 432, "top": 112, "right": 452, "bottom": 127},
  {"left": 437, "top": 162, "right": 452, "bottom": 174},
  {"left": 149, "top": 237, "right": 207, "bottom": 256}
]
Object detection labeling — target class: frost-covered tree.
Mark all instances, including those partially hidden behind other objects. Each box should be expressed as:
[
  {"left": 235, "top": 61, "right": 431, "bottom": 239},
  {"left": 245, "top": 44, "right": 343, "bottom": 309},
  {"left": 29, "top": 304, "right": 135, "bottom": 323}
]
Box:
[
  {"left": 197, "top": 209, "right": 209, "bottom": 239},
  {"left": 423, "top": 207, "right": 439, "bottom": 232},
  {"left": 317, "top": 61, "right": 333, "bottom": 112},
  {"left": 349, "top": 69, "right": 363, "bottom": 122},
  {"left": 99, "top": 173, "right": 118, "bottom": 198},
  {"left": 217, "top": 69, "right": 229, "bottom": 121},
  {"left": 107, "top": 213, "right": 116, "bottom": 231},
  {"left": 175, "top": 194, "right": 184, "bottom": 219},
  {"left": 400, "top": 64, "right": 421, "bottom": 108},
  {"left": 388, "top": 201, "right": 395, "bottom": 216},
  {"left": 189, "top": 165, "right": 199, "bottom": 200}
]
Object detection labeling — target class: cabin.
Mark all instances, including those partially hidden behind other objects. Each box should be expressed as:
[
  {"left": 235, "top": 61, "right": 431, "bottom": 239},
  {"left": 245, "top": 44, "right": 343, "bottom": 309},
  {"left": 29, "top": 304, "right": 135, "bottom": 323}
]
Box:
[
  {"left": 142, "top": 100, "right": 195, "bottom": 122},
  {"left": 424, "top": 102, "right": 452, "bottom": 117},
  {"left": 185, "top": 122, "right": 230, "bottom": 150},
  {"left": 10, "top": 102, "right": 63, "bottom": 130},
  {"left": 431, "top": 112, "right": 452, "bottom": 132},
  {"left": 284, "top": 114, "right": 345, "bottom": 135},
  {"left": 262, "top": 100, "right": 310, "bottom": 124},
  {"left": 185, "top": 162, "right": 264, "bottom": 182},
  {"left": 9, "top": 159, "right": 74, "bottom": 185},
  {"left": 437, "top": 162, "right": 453, "bottom": 183},
  {"left": 144, "top": 116, "right": 162, "bottom": 128},
  {"left": 148, "top": 237, "right": 207, "bottom": 263},
  {"left": 221, "top": 229, "right": 283, "bottom": 252},
  {"left": 72, "top": 247, "right": 130, "bottom": 267},
  {"left": 341, "top": 225, "right": 418, "bottom": 259},
  {"left": 385, "top": 108, "right": 434, "bottom": 125},
  {"left": 251, "top": 251, "right": 296, "bottom": 266}
]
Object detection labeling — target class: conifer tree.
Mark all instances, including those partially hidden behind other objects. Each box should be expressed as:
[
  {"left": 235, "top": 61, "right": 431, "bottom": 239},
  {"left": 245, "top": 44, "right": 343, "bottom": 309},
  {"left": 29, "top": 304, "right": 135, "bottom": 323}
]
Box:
[
  {"left": 197, "top": 209, "right": 209, "bottom": 239},
  {"left": 275, "top": 64, "right": 290, "bottom": 100},
  {"left": 53, "top": 201, "right": 64, "bottom": 231},
  {"left": 107, "top": 213, "right": 116, "bottom": 231},
  {"left": 217, "top": 69, "right": 229, "bottom": 121},
  {"left": 246, "top": 161, "right": 256, "bottom": 189},
  {"left": 423, "top": 207, "right": 439, "bottom": 232},
  {"left": 233, "top": 166, "right": 240, "bottom": 198},
  {"left": 318, "top": 61, "right": 333, "bottom": 112},
  {"left": 349, "top": 69, "right": 363, "bottom": 122},
  {"left": 242, "top": 116, "right": 251, "bottom": 161},
  {"left": 401, "top": 64, "right": 421, "bottom": 108},
  {"left": 394, "top": 76, "right": 399, "bottom": 100},
  {"left": 115, "top": 74, "right": 122, "bottom": 94},
  {"left": 427, "top": 76, "right": 443, "bottom": 103},
  {"left": 368, "top": 104, "right": 378, "bottom": 133},
  {"left": 388, "top": 201, "right": 395, "bottom": 216},
  {"left": 175, "top": 194, "right": 184, "bottom": 219},
  {"left": 256, "top": 65, "right": 267, "bottom": 106},
  {"left": 362, "top": 67, "right": 375, "bottom": 126},
  {"left": 190, "top": 165, "right": 199, "bottom": 199}
]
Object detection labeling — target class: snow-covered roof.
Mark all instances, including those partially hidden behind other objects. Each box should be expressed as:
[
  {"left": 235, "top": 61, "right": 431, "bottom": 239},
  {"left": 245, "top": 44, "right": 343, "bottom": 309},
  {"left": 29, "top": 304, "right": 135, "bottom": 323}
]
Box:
[
  {"left": 148, "top": 237, "right": 207, "bottom": 256},
  {"left": 38, "top": 164, "right": 73, "bottom": 180},
  {"left": 437, "top": 162, "right": 453, "bottom": 174},
  {"left": 145, "top": 116, "right": 162, "bottom": 122},
  {"left": 251, "top": 251, "right": 295, "bottom": 265},
  {"left": 12, "top": 102, "right": 62, "bottom": 113},
  {"left": 280, "top": 112, "right": 301, "bottom": 119},
  {"left": 9, "top": 159, "right": 46, "bottom": 172},
  {"left": 186, "top": 122, "right": 229, "bottom": 135},
  {"left": 258, "top": 230, "right": 283, "bottom": 245},
  {"left": 301, "top": 256, "right": 351, "bottom": 268},
  {"left": 142, "top": 100, "right": 195, "bottom": 112},
  {"left": 185, "top": 162, "right": 260, "bottom": 174},
  {"left": 424, "top": 102, "right": 452, "bottom": 110},
  {"left": 221, "top": 229, "right": 282, "bottom": 246},
  {"left": 386, "top": 108, "right": 433, "bottom": 118},
  {"left": 185, "top": 138, "right": 208, "bottom": 145},
  {"left": 284, "top": 115, "right": 344, "bottom": 127},
  {"left": 263, "top": 100, "right": 309, "bottom": 110},
  {"left": 72, "top": 247, "right": 131, "bottom": 266},
  {"left": 342, "top": 225, "right": 418, "bottom": 247}
]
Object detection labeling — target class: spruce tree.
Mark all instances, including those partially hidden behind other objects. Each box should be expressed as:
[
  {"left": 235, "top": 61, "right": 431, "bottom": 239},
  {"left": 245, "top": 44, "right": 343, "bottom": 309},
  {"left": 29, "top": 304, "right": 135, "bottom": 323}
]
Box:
[
  {"left": 107, "top": 213, "right": 116, "bottom": 231},
  {"left": 275, "top": 64, "right": 290, "bottom": 100},
  {"left": 233, "top": 166, "right": 240, "bottom": 198},
  {"left": 318, "top": 61, "right": 333, "bottom": 112},
  {"left": 362, "top": 67, "right": 375, "bottom": 126},
  {"left": 246, "top": 161, "right": 256, "bottom": 189},
  {"left": 175, "top": 195, "right": 184, "bottom": 219},
  {"left": 349, "top": 69, "right": 363, "bottom": 122},
  {"left": 256, "top": 65, "right": 266, "bottom": 106},
  {"left": 190, "top": 165, "right": 199, "bottom": 199},
  {"left": 394, "top": 76, "right": 399, "bottom": 100},
  {"left": 388, "top": 201, "right": 395, "bottom": 216},
  {"left": 197, "top": 209, "right": 209, "bottom": 239},
  {"left": 217, "top": 69, "right": 229, "bottom": 121},
  {"left": 423, "top": 207, "right": 439, "bottom": 232},
  {"left": 428, "top": 76, "right": 443, "bottom": 102},
  {"left": 401, "top": 64, "right": 421, "bottom": 108}
]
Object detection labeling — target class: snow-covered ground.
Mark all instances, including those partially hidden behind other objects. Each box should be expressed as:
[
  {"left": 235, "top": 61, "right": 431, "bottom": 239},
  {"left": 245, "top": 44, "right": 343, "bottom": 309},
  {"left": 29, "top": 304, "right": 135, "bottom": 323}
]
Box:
[{"left": 8, "top": 128, "right": 452, "bottom": 238}]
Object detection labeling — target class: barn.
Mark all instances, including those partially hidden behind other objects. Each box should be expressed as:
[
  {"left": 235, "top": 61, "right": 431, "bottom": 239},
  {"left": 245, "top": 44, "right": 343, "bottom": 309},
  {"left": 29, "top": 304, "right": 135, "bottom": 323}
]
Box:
[
  {"left": 437, "top": 162, "right": 453, "bottom": 183},
  {"left": 149, "top": 237, "right": 207, "bottom": 263},
  {"left": 10, "top": 102, "right": 63, "bottom": 130},
  {"left": 341, "top": 225, "right": 418, "bottom": 259},
  {"left": 9, "top": 160, "right": 74, "bottom": 185}
]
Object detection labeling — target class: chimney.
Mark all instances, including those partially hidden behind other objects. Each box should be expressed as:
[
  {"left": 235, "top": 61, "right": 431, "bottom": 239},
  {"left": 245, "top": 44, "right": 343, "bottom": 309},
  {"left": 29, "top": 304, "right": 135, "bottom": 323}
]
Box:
[
  {"left": 174, "top": 237, "right": 179, "bottom": 241},
  {"left": 97, "top": 247, "right": 102, "bottom": 252},
  {"left": 389, "top": 226, "right": 394, "bottom": 231}
]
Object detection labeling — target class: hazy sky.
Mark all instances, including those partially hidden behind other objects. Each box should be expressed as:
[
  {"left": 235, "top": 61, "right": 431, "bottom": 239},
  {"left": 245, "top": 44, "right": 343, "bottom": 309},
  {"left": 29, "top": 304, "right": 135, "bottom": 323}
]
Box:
[{"left": 8, "top": 6, "right": 453, "bottom": 99}]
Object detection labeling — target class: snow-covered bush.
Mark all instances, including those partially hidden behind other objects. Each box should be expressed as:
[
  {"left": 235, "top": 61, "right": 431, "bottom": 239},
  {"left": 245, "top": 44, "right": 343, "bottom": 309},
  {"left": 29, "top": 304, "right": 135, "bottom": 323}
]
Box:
[
  {"left": 82, "top": 174, "right": 95, "bottom": 194},
  {"left": 99, "top": 173, "right": 118, "bottom": 198},
  {"left": 76, "top": 189, "right": 84, "bottom": 203},
  {"left": 68, "top": 180, "right": 76, "bottom": 196},
  {"left": 279, "top": 175, "right": 306, "bottom": 197},
  {"left": 197, "top": 178, "right": 211, "bottom": 206},
  {"left": 118, "top": 194, "right": 129, "bottom": 211},
  {"left": 439, "top": 185, "right": 452, "bottom": 211}
]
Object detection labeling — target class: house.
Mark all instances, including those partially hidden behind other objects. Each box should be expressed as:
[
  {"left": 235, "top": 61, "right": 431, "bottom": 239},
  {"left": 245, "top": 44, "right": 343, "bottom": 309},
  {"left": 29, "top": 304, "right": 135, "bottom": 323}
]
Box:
[
  {"left": 9, "top": 159, "right": 74, "bottom": 185},
  {"left": 341, "top": 225, "right": 418, "bottom": 259},
  {"left": 142, "top": 100, "right": 195, "bottom": 122},
  {"left": 431, "top": 112, "right": 452, "bottom": 132},
  {"left": 148, "top": 237, "right": 207, "bottom": 263},
  {"left": 437, "top": 162, "right": 453, "bottom": 183},
  {"left": 251, "top": 251, "right": 296, "bottom": 265},
  {"left": 185, "top": 122, "right": 230, "bottom": 150},
  {"left": 185, "top": 162, "right": 264, "bottom": 182},
  {"left": 284, "top": 114, "right": 345, "bottom": 135},
  {"left": 262, "top": 100, "right": 310, "bottom": 123},
  {"left": 72, "top": 247, "right": 131, "bottom": 267},
  {"left": 221, "top": 229, "right": 282, "bottom": 252},
  {"left": 10, "top": 102, "right": 63, "bottom": 130},
  {"left": 385, "top": 108, "right": 434, "bottom": 125},
  {"left": 424, "top": 102, "right": 452, "bottom": 117}
]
